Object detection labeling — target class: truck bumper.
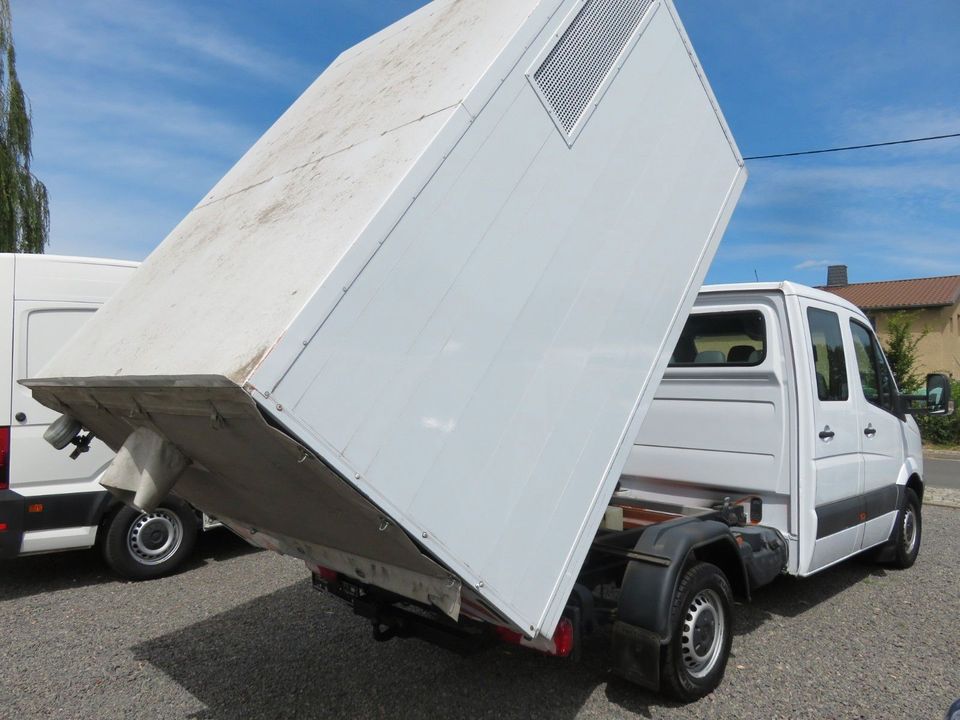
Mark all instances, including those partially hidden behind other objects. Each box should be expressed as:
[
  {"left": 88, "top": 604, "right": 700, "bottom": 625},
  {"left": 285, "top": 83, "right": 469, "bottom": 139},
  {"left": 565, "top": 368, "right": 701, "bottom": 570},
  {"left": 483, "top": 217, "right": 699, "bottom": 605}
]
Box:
[{"left": 0, "top": 488, "right": 111, "bottom": 558}]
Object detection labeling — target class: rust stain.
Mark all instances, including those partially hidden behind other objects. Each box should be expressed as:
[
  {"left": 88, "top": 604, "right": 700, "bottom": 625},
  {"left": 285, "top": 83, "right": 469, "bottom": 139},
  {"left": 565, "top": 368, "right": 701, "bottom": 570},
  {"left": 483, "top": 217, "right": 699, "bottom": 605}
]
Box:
[{"left": 228, "top": 343, "right": 272, "bottom": 385}]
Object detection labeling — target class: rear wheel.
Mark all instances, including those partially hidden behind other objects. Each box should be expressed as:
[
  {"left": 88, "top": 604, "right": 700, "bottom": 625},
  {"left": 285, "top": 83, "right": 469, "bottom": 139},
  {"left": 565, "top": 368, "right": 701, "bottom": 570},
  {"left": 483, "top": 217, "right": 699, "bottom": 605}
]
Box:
[
  {"left": 101, "top": 499, "right": 199, "bottom": 580},
  {"left": 660, "top": 562, "right": 733, "bottom": 702},
  {"left": 888, "top": 488, "right": 921, "bottom": 569}
]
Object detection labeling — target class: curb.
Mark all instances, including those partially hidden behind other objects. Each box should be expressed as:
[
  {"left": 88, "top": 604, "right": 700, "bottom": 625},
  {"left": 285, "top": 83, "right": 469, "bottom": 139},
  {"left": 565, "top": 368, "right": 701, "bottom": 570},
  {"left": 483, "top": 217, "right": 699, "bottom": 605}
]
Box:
[
  {"left": 926, "top": 499, "right": 960, "bottom": 509},
  {"left": 925, "top": 487, "right": 960, "bottom": 509}
]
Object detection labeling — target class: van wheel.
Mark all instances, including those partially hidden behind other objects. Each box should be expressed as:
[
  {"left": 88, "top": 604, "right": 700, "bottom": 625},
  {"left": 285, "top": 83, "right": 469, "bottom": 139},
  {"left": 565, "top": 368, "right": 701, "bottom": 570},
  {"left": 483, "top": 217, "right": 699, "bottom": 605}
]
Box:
[
  {"left": 660, "top": 562, "right": 733, "bottom": 702},
  {"left": 102, "top": 499, "right": 199, "bottom": 580},
  {"left": 888, "top": 488, "right": 921, "bottom": 569}
]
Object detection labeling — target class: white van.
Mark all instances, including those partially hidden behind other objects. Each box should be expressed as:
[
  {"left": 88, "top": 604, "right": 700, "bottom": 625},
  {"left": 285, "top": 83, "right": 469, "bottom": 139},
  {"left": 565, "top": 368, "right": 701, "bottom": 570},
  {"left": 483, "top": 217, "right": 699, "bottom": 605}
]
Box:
[{"left": 0, "top": 254, "right": 206, "bottom": 579}]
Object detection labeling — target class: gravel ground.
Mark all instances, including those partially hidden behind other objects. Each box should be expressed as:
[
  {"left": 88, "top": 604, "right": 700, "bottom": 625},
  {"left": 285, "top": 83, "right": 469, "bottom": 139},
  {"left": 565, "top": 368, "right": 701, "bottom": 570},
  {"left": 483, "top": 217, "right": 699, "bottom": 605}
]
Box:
[{"left": 2, "top": 507, "right": 959, "bottom": 720}]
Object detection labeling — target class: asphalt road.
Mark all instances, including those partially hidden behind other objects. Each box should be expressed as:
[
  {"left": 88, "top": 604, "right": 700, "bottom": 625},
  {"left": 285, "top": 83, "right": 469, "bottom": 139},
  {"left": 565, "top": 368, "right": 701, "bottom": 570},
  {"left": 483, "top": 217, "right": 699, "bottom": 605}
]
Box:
[
  {"left": 925, "top": 455, "right": 960, "bottom": 490},
  {"left": 3, "top": 507, "right": 959, "bottom": 720}
]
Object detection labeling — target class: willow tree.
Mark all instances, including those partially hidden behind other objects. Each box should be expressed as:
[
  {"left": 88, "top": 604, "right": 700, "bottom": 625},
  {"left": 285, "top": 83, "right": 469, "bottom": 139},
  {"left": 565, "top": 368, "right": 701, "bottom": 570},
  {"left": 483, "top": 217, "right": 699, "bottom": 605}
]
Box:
[{"left": 0, "top": 0, "right": 48, "bottom": 253}]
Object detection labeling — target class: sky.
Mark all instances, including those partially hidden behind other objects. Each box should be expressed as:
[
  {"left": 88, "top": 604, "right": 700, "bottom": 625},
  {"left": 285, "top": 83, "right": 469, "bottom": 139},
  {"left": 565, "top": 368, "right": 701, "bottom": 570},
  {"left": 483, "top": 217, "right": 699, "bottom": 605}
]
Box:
[{"left": 9, "top": 0, "right": 960, "bottom": 285}]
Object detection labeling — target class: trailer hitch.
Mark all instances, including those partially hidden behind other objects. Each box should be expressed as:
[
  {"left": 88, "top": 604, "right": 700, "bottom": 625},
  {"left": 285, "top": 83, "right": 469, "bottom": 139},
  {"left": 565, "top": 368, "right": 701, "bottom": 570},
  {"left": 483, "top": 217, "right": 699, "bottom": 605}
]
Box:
[{"left": 371, "top": 615, "right": 411, "bottom": 642}]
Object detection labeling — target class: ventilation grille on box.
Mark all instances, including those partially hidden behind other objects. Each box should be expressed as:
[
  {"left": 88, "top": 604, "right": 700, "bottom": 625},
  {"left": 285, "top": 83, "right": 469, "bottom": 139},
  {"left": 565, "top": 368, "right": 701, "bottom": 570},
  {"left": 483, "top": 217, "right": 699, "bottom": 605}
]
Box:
[{"left": 532, "top": 0, "right": 654, "bottom": 139}]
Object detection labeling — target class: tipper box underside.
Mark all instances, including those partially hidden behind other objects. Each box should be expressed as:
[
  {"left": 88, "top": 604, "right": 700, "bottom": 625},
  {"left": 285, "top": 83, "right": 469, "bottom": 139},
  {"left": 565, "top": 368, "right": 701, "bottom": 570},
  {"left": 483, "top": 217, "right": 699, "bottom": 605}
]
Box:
[{"left": 23, "top": 376, "right": 463, "bottom": 618}]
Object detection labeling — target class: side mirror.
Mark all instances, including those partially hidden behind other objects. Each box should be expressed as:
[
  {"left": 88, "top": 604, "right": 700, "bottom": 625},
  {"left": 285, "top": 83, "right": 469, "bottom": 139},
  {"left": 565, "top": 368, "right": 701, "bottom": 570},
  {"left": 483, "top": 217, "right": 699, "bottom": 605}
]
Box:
[{"left": 926, "top": 373, "right": 953, "bottom": 416}]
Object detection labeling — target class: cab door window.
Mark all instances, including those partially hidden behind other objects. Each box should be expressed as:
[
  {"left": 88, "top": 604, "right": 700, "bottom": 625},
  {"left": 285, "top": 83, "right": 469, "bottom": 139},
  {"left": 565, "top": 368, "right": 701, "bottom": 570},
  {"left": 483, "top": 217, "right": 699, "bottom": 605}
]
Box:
[
  {"left": 849, "top": 320, "right": 897, "bottom": 414},
  {"left": 806, "top": 308, "right": 848, "bottom": 401}
]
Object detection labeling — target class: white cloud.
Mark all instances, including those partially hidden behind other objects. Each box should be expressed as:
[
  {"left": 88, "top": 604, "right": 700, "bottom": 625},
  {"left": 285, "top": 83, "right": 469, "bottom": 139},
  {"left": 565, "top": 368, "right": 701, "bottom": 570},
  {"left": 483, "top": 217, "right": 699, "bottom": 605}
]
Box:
[
  {"left": 11, "top": 0, "right": 313, "bottom": 260},
  {"left": 793, "top": 259, "right": 836, "bottom": 270},
  {"left": 839, "top": 105, "right": 960, "bottom": 149},
  {"left": 740, "top": 157, "right": 960, "bottom": 210},
  {"left": 13, "top": 0, "right": 309, "bottom": 87}
]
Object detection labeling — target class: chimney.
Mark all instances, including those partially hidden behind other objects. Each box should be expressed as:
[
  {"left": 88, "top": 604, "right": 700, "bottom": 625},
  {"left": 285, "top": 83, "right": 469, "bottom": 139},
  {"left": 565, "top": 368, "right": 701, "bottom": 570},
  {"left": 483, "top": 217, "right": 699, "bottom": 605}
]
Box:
[{"left": 826, "top": 264, "right": 848, "bottom": 287}]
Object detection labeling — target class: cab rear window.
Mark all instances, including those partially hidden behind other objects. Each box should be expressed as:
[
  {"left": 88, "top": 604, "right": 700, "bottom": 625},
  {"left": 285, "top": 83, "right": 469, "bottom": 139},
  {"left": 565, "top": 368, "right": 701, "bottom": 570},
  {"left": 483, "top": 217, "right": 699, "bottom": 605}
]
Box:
[{"left": 669, "top": 311, "right": 766, "bottom": 367}]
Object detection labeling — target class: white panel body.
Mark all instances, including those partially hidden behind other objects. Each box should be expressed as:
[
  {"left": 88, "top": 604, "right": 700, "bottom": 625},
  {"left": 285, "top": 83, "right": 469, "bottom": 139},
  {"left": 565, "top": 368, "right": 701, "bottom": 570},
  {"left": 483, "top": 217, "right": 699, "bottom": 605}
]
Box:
[
  {"left": 9, "top": 256, "right": 136, "bottom": 501},
  {"left": 29, "top": 1, "right": 746, "bottom": 637}
]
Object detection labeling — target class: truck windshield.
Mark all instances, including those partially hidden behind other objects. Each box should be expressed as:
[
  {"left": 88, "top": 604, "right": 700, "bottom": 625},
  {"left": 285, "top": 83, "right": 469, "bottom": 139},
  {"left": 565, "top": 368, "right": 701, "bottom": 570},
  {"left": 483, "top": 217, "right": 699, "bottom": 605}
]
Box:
[{"left": 669, "top": 311, "right": 766, "bottom": 366}]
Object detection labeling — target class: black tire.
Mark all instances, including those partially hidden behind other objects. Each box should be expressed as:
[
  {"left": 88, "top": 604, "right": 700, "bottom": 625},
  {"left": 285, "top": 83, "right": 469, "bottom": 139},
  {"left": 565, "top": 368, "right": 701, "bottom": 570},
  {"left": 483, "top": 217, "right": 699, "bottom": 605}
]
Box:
[
  {"left": 101, "top": 499, "right": 199, "bottom": 580},
  {"left": 887, "top": 488, "right": 921, "bottom": 569},
  {"left": 660, "top": 562, "right": 734, "bottom": 702}
]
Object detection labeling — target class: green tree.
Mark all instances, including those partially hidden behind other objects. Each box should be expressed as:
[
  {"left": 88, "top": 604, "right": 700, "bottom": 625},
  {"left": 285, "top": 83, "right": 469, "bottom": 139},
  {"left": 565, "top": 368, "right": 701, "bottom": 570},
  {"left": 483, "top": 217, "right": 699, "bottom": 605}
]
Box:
[
  {"left": 882, "top": 311, "right": 928, "bottom": 392},
  {"left": 0, "top": 0, "right": 48, "bottom": 253}
]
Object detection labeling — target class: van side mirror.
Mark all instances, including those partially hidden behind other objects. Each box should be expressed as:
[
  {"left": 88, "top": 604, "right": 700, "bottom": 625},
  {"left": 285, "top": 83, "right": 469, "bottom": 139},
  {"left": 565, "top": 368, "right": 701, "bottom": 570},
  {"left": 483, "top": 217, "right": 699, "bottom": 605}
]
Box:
[
  {"left": 925, "top": 373, "right": 953, "bottom": 416},
  {"left": 902, "top": 373, "right": 953, "bottom": 416}
]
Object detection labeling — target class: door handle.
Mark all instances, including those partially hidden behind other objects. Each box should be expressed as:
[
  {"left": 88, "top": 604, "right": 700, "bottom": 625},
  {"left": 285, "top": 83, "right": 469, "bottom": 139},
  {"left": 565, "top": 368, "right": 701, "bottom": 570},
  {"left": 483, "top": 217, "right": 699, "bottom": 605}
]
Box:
[
  {"left": 863, "top": 424, "right": 877, "bottom": 438},
  {"left": 819, "top": 426, "right": 835, "bottom": 441},
  {"left": 14, "top": 412, "right": 26, "bottom": 423}
]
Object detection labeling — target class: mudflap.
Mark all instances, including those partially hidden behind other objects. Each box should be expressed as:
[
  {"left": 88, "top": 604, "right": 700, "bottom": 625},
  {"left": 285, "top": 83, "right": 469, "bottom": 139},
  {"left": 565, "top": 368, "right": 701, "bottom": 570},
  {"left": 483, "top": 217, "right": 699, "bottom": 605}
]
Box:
[{"left": 611, "top": 620, "right": 661, "bottom": 691}]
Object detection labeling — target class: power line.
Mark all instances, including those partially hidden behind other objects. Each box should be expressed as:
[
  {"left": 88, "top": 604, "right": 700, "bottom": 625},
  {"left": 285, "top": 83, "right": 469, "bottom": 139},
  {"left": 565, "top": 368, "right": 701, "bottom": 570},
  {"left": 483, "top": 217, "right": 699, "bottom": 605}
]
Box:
[{"left": 743, "top": 132, "right": 960, "bottom": 160}]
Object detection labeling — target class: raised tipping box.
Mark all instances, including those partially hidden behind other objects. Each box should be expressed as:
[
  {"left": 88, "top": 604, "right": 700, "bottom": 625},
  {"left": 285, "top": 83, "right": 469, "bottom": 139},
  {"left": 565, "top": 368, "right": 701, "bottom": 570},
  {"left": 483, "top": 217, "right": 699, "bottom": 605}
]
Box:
[
  {"left": 26, "top": 376, "right": 463, "bottom": 616},
  {"left": 27, "top": 0, "right": 745, "bottom": 639}
]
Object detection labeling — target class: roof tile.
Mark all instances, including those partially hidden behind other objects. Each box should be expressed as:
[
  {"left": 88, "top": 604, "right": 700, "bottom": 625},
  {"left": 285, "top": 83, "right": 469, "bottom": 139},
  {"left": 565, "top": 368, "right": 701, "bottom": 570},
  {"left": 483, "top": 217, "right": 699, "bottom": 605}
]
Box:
[{"left": 819, "top": 275, "right": 960, "bottom": 310}]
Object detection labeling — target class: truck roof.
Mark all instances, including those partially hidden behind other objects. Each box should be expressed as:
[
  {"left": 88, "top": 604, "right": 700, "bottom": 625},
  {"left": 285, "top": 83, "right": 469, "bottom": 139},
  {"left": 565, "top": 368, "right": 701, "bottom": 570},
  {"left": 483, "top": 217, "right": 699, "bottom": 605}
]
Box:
[{"left": 701, "top": 281, "right": 866, "bottom": 317}]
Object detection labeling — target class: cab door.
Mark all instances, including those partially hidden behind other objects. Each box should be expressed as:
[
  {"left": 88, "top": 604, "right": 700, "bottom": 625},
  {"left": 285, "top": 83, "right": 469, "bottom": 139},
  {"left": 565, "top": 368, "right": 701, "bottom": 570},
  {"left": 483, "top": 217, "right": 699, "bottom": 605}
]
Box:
[
  {"left": 803, "top": 302, "right": 863, "bottom": 571},
  {"left": 847, "top": 319, "right": 904, "bottom": 549}
]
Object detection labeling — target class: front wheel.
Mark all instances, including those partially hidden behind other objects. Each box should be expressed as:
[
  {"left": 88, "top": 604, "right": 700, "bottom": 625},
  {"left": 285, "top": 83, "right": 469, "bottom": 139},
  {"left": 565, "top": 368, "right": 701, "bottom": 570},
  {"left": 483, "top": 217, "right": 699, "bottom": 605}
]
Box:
[
  {"left": 660, "top": 562, "right": 734, "bottom": 702},
  {"left": 101, "top": 499, "right": 199, "bottom": 580},
  {"left": 888, "top": 488, "right": 921, "bottom": 569}
]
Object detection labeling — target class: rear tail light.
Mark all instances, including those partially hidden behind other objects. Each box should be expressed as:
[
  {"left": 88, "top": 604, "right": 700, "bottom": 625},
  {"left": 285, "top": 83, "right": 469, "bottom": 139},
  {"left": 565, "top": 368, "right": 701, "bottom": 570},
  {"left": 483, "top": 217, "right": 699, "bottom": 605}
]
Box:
[
  {"left": 551, "top": 618, "right": 575, "bottom": 658},
  {"left": 0, "top": 426, "right": 9, "bottom": 491},
  {"left": 494, "top": 617, "right": 575, "bottom": 658},
  {"left": 316, "top": 566, "right": 339, "bottom": 582}
]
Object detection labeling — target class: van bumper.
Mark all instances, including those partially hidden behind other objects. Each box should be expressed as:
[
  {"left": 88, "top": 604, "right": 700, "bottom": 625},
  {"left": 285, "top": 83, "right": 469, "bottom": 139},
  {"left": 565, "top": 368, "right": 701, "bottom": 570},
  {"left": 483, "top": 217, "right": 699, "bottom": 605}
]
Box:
[{"left": 0, "top": 489, "right": 112, "bottom": 558}]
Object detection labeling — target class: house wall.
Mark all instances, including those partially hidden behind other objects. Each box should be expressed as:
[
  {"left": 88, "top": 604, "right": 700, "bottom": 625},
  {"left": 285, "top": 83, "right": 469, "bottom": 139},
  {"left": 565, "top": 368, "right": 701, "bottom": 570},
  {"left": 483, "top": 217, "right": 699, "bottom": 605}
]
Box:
[{"left": 869, "top": 301, "right": 960, "bottom": 379}]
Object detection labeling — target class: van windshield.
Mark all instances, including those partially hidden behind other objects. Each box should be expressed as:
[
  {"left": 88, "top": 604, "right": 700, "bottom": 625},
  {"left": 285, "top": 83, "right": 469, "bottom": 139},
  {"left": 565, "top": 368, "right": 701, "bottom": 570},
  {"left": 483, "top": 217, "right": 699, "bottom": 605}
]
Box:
[{"left": 669, "top": 311, "right": 766, "bottom": 367}]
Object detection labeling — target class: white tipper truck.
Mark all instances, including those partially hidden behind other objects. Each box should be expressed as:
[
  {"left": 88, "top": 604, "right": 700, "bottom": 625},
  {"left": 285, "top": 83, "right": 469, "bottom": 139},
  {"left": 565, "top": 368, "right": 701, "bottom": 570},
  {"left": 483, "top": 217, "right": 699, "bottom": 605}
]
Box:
[{"left": 23, "top": 0, "right": 951, "bottom": 701}]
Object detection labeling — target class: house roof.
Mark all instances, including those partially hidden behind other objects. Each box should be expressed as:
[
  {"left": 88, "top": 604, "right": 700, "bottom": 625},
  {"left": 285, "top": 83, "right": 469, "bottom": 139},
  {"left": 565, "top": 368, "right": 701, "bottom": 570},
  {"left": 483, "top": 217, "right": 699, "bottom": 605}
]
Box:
[{"left": 819, "top": 274, "right": 960, "bottom": 311}]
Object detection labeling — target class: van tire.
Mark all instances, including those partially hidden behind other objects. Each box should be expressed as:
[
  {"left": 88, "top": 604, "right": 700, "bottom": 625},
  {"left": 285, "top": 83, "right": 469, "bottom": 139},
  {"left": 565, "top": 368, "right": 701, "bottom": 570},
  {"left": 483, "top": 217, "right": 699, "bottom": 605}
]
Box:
[
  {"left": 888, "top": 488, "right": 921, "bottom": 569},
  {"left": 660, "top": 562, "right": 733, "bottom": 702},
  {"left": 101, "top": 499, "right": 199, "bottom": 580}
]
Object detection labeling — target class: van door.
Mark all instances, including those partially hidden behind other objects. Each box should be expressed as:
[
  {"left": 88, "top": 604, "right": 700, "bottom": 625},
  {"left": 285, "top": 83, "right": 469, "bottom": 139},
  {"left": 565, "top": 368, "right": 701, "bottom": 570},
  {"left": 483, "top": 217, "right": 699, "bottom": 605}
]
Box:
[
  {"left": 848, "top": 319, "right": 904, "bottom": 549},
  {"left": 803, "top": 303, "right": 863, "bottom": 571},
  {"left": 9, "top": 303, "right": 114, "bottom": 518}
]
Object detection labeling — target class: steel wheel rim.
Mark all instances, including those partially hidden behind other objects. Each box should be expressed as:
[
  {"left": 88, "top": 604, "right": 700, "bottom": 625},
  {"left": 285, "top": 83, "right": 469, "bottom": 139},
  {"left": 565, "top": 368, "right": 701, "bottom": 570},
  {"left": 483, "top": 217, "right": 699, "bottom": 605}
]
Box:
[
  {"left": 127, "top": 509, "right": 183, "bottom": 565},
  {"left": 681, "top": 588, "right": 726, "bottom": 679},
  {"left": 902, "top": 506, "right": 918, "bottom": 555}
]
